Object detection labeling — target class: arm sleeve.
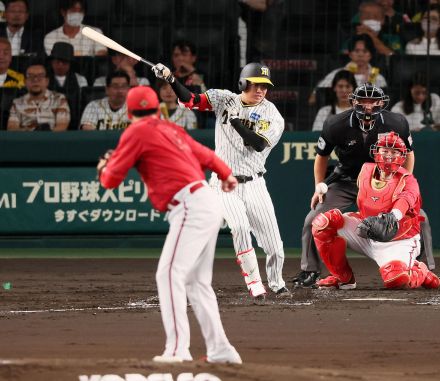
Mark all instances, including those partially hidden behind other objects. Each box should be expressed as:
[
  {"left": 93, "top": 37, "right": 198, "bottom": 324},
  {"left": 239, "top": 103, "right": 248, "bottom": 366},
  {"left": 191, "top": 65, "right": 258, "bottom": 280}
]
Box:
[
  {"left": 99, "top": 128, "right": 143, "bottom": 189},
  {"left": 171, "top": 79, "right": 212, "bottom": 111},
  {"left": 183, "top": 132, "right": 232, "bottom": 180},
  {"left": 393, "top": 175, "right": 420, "bottom": 212},
  {"left": 230, "top": 118, "right": 268, "bottom": 152}
]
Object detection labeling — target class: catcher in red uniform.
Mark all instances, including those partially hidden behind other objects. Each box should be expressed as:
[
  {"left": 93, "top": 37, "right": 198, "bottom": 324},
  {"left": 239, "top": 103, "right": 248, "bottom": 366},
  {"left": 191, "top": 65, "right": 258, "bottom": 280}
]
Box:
[{"left": 312, "top": 132, "right": 439, "bottom": 290}]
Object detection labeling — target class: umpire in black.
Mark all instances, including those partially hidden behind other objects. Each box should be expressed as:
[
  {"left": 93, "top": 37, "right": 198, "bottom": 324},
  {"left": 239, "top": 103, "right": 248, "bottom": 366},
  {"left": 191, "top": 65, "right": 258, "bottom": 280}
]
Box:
[{"left": 293, "top": 83, "right": 435, "bottom": 288}]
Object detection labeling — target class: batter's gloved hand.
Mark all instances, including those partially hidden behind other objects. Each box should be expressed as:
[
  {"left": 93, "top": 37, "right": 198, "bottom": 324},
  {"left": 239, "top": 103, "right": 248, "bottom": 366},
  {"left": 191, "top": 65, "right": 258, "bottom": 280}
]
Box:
[
  {"left": 96, "top": 149, "right": 114, "bottom": 179},
  {"left": 152, "top": 63, "right": 175, "bottom": 83},
  {"left": 356, "top": 212, "right": 399, "bottom": 242},
  {"left": 225, "top": 96, "right": 240, "bottom": 122}
]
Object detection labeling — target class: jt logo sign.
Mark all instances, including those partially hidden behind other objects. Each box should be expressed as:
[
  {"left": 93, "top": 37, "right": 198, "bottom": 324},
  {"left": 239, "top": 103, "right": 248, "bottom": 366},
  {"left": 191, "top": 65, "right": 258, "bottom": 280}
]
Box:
[{"left": 280, "top": 142, "right": 337, "bottom": 163}]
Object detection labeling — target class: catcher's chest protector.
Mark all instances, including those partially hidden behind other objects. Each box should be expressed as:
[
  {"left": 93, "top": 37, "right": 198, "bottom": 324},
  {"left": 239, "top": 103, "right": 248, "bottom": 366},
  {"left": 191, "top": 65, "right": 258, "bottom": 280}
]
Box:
[{"left": 357, "top": 163, "right": 407, "bottom": 218}]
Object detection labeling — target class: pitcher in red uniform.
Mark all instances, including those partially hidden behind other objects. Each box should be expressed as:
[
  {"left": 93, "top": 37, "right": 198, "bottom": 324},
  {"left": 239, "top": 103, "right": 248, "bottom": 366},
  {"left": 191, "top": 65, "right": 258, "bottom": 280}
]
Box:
[
  {"left": 98, "top": 86, "right": 242, "bottom": 364},
  {"left": 311, "top": 132, "right": 439, "bottom": 290}
]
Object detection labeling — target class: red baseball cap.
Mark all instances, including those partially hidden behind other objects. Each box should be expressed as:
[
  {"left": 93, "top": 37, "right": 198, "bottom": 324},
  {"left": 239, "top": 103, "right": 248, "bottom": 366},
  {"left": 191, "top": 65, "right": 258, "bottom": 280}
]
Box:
[{"left": 126, "top": 86, "right": 159, "bottom": 118}]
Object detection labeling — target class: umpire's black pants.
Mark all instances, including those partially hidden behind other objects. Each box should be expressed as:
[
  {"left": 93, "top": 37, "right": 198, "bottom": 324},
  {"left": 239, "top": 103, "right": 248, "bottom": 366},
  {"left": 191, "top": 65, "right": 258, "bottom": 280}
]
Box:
[{"left": 300, "top": 179, "right": 435, "bottom": 272}]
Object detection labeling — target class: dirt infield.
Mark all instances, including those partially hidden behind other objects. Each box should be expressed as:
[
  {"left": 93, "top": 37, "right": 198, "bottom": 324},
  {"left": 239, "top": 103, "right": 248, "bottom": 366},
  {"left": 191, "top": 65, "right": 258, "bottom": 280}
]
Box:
[{"left": 1, "top": 257, "right": 440, "bottom": 381}]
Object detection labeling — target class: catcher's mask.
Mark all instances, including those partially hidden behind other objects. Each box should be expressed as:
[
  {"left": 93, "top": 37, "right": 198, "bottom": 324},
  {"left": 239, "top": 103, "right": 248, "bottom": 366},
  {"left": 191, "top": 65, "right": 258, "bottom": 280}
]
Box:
[
  {"left": 370, "top": 132, "right": 407, "bottom": 176},
  {"left": 349, "top": 82, "right": 389, "bottom": 132}
]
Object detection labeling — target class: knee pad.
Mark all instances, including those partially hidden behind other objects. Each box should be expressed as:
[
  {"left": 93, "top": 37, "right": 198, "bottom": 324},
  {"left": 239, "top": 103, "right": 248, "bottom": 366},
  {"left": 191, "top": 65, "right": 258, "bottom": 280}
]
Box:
[
  {"left": 379, "top": 260, "right": 410, "bottom": 289},
  {"left": 312, "top": 209, "right": 344, "bottom": 242}
]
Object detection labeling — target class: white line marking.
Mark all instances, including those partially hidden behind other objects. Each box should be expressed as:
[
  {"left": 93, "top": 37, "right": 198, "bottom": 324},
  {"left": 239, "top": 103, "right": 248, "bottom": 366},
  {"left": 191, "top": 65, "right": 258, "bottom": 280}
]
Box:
[
  {"left": 0, "top": 303, "right": 160, "bottom": 315},
  {"left": 343, "top": 298, "right": 408, "bottom": 301}
]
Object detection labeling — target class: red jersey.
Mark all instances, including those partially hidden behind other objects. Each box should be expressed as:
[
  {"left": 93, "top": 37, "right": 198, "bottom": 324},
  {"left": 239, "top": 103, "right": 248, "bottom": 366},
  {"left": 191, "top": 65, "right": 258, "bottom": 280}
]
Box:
[
  {"left": 357, "top": 163, "right": 422, "bottom": 240},
  {"left": 100, "top": 117, "right": 231, "bottom": 212}
]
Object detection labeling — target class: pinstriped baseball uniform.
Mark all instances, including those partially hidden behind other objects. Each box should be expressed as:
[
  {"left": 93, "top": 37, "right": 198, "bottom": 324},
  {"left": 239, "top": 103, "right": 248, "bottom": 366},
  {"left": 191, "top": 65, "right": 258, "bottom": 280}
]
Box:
[
  {"left": 80, "top": 97, "right": 130, "bottom": 130},
  {"left": 207, "top": 88, "right": 286, "bottom": 292}
]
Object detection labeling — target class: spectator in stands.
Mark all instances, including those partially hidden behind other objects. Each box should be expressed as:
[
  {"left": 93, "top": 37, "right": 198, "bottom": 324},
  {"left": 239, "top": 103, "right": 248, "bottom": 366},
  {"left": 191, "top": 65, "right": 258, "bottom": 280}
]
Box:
[
  {"left": 158, "top": 80, "right": 197, "bottom": 130},
  {"left": 93, "top": 50, "right": 150, "bottom": 87},
  {"left": 48, "top": 42, "right": 87, "bottom": 89},
  {"left": 406, "top": 6, "right": 440, "bottom": 55},
  {"left": 0, "top": 0, "right": 43, "bottom": 56},
  {"left": 343, "top": 1, "right": 402, "bottom": 56},
  {"left": 0, "top": 37, "right": 24, "bottom": 87},
  {"left": 44, "top": 0, "right": 107, "bottom": 57},
  {"left": 312, "top": 70, "right": 357, "bottom": 131},
  {"left": 352, "top": 1, "right": 410, "bottom": 39},
  {"left": 171, "top": 40, "right": 206, "bottom": 93},
  {"left": 411, "top": 0, "right": 440, "bottom": 22},
  {"left": 309, "top": 35, "right": 387, "bottom": 105},
  {"left": 48, "top": 42, "right": 87, "bottom": 130},
  {"left": 81, "top": 70, "right": 130, "bottom": 130},
  {"left": 7, "top": 62, "right": 70, "bottom": 131},
  {"left": 391, "top": 72, "right": 440, "bottom": 131}
]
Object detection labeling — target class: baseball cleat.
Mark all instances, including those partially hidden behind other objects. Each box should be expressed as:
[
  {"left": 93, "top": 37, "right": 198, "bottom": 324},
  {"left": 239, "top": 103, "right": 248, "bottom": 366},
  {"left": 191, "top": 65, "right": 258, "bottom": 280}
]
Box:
[
  {"left": 252, "top": 293, "right": 266, "bottom": 305},
  {"left": 206, "top": 347, "right": 243, "bottom": 365},
  {"left": 152, "top": 355, "right": 184, "bottom": 363},
  {"left": 317, "top": 274, "right": 356, "bottom": 290},
  {"left": 292, "top": 270, "right": 320, "bottom": 288},
  {"left": 275, "top": 286, "right": 292, "bottom": 298}
]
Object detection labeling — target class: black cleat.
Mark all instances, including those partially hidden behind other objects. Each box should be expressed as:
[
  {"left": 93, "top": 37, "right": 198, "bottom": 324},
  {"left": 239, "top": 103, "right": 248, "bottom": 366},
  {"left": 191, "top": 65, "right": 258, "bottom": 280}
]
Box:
[
  {"left": 275, "top": 286, "right": 292, "bottom": 298},
  {"left": 292, "top": 271, "right": 320, "bottom": 288},
  {"left": 252, "top": 294, "right": 266, "bottom": 305}
]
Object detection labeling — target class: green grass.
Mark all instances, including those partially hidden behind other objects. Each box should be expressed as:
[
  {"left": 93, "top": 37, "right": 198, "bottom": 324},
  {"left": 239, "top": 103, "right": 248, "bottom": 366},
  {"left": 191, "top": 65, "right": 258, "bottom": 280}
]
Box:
[{"left": 0, "top": 248, "right": 438, "bottom": 259}]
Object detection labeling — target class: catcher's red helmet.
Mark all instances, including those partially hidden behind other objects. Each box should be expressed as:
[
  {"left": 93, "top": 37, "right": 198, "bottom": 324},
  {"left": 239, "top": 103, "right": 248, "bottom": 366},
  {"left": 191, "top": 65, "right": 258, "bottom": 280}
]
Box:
[{"left": 370, "top": 132, "right": 407, "bottom": 175}]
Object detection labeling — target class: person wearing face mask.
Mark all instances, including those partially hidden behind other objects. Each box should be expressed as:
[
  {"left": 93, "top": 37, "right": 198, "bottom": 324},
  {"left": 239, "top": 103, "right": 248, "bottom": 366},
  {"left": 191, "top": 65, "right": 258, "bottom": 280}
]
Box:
[
  {"left": 44, "top": 0, "right": 107, "bottom": 57},
  {"left": 406, "top": 6, "right": 440, "bottom": 55},
  {"left": 343, "top": 1, "right": 402, "bottom": 56}
]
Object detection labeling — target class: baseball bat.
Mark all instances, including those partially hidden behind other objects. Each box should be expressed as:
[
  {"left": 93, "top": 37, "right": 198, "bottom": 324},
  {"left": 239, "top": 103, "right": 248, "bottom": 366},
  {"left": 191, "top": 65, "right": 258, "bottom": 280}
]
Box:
[{"left": 81, "top": 26, "right": 155, "bottom": 67}]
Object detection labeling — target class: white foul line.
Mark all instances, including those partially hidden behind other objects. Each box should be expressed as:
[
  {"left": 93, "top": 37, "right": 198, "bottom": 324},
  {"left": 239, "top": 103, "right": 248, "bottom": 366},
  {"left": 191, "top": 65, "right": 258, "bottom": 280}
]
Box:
[{"left": 0, "top": 303, "right": 160, "bottom": 315}]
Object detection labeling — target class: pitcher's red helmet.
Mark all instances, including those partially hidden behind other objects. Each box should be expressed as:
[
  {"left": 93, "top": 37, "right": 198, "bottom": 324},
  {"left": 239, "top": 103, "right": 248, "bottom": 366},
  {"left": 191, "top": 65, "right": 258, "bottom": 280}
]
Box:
[{"left": 370, "top": 132, "right": 407, "bottom": 175}]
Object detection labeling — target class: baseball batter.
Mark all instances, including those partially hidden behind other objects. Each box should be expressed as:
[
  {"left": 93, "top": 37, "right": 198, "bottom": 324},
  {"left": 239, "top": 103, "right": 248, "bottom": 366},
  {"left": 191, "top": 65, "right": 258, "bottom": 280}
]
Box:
[
  {"left": 152, "top": 62, "right": 289, "bottom": 302},
  {"left": 98, "top": 86, "right": 242, "bottom": 364},
  {"left": 312, "top": 132, "right": 439, "bottom": 290}
]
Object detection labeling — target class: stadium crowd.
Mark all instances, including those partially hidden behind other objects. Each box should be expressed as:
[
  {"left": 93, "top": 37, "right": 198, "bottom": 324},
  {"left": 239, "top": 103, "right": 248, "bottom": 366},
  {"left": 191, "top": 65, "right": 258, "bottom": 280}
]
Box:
[{"left": 0, "top": 0, "right": 439, "bottom": 131}]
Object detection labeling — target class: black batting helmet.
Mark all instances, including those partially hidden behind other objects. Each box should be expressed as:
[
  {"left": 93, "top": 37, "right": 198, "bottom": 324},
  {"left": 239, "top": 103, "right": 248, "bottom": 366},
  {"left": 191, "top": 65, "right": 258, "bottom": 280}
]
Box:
[
  {"left": 349, "top": 82, "right": 390, "bottom": 132},
  {"left": 238, "top": 63, "right": 274, "bottom": 92}
]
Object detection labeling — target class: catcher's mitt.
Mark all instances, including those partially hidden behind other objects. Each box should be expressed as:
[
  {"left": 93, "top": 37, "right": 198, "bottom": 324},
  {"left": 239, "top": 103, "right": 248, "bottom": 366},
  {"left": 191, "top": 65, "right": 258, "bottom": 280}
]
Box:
[{"left": 356, "top": 212, "right": 399, "bottom": 242}]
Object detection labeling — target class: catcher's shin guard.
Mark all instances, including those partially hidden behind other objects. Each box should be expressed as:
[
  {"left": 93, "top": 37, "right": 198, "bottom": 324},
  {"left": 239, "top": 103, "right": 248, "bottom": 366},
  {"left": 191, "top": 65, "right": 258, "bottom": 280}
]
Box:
[
  {"left": 408, "top": 260, "right": 428, "bottom": 288},
  {"left": 236, "top": 248, "right": 266, "bottom": 296},
  {"left": 312, "top": 209, "right": 353, "bottom": 283},
  {"left": 379, "top": 260, "right": 410, "bottom": 289},
  {"left": 422, "top": 270, "right": 440, "bottom": 289}
]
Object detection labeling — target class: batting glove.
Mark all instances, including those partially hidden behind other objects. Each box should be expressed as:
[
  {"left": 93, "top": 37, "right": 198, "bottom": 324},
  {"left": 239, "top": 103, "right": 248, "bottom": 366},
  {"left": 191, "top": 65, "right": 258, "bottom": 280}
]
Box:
[
  {"left": 225, "top": 96, "right": 240, "bottom": 122},
  {"left": 152, "top": 63, "right": 175, "bottom": 83}
]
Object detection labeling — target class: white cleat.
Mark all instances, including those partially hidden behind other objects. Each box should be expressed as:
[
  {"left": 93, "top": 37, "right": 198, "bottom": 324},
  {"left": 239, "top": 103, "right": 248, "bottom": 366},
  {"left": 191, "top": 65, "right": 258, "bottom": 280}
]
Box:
[
  {"left": 207, "top": 347, "right": 243, "bottom": 365},
  {"left": 153, "top": 355, "right": 184, "bottom": 363}
]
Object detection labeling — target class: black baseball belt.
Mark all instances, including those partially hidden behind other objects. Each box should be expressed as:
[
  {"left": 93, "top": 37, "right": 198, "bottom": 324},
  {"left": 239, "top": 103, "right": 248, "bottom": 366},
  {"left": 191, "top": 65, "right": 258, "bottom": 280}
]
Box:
[{"left": 235, "top": 172, "right": 264, "bottom": 184}]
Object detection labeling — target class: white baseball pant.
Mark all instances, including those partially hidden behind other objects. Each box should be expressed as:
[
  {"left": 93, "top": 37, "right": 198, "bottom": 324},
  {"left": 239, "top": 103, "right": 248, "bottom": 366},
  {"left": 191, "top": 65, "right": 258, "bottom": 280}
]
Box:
[
  {"left": 338, "top": 213, "right": 421, "bottom": 267},
  {"left": 156, "top": 181, "right": 238, "bottom": 361}
]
